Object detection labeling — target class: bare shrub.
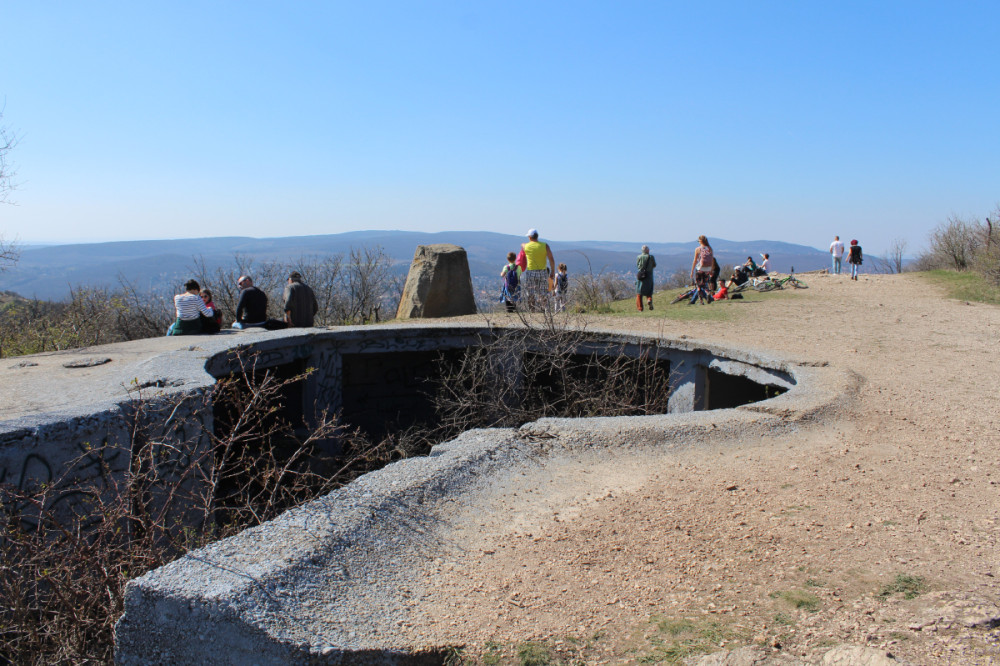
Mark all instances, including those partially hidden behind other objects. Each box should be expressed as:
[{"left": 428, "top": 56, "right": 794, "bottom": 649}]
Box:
[
  {"left": 570, "top": 254, "right": 631, "bottom": 312},
  {"left": 0, "top": 278, "right": 173, "bottom": 358},
  {"left": 192, "top": 246, "right": 398, "bottom": 326},
  {"left": 0, "top": 235, "right": 16, "bottom": 272},
  {"left": 433, "top": 315, "right": 672, "bottom": 438},
  {"left": 662, "top": 267, "right": 690, "bottom": 289},
  {"left": 0, "top": 353, "right": 394, "bottom": 663},
  {"left": 922, "top": 215, "right": 983, "bottom": 270}
]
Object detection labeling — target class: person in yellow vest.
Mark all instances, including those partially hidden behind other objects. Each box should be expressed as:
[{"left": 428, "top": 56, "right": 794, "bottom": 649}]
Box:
[{"left": 521, "top": 229, "right": 556, "bottom": 311}]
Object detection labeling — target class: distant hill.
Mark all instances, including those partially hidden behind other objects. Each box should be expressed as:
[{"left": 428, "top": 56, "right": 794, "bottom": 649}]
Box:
[{"left": 0, "top": 231, "right": 830, "bottom": 300}]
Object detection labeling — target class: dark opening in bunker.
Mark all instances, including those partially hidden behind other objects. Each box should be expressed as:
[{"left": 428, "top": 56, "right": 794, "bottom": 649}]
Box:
[
  {"left": 207, "top": 333, "right": 793, "bottom": 512},
  {"left": 706, "top": 368, "right": 786, "bottom": 410},
  {"left": 339, "top": 349, "right": 467, "bottom": 443}
]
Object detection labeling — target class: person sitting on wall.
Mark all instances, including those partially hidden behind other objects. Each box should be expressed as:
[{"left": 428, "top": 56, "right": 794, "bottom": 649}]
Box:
[
  {"left": 232, "top": 275, "right": 268, "bottom": 329},
  {"left": 199, "top": 288, "right": 222, "bottom": 334},
  {"left": 283, "top": 271, "right": 318, "bottom": 327},
  {"left": 168, "top": 279, "right": 214, "bottom": 335}
]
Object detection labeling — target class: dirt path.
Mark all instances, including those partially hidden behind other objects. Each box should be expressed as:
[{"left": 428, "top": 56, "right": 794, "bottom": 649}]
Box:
[{"left": 408, "top": 273, "right": 1000, "bottom": 664}]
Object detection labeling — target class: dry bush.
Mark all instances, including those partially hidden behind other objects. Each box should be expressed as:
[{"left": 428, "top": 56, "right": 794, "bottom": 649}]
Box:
[
  {"left": 0, "top": 245, "right": 401, "bottom": 359},
  {"left": 916, "top": 209, "right": 1000, "bottom": 285},
  {"left": 0, "top": 279, "right": 172, "bottom": 358},
  {"left": 0, "top": 353, "right": 396, "bottom": 664},
  {"left": 191, "top": 246, "right": 399, "bottom": 326},
  {"left": 433, "top": 314, "right": 672, "bottom": 438},
  {"left": 920, "top": 215, "right": 983, "bottom": 270}
]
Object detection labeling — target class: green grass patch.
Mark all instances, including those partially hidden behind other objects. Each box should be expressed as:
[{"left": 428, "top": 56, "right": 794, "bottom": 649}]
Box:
[
  {"left": 773, "top": 612, "right": 795, "bottom": 626},
  {"left": 917, "top": 270, "right": 1000, "bottom": 305},
  {"left": 516, "top": 642, "right": 553, "bottom": 666},
  {"left": 638, "top": 616, "right": 742, "bottom": 664},
  {"left": 878, "top": 574, "right": 927, "bottom": 600},
  {"left": 597, "top": 288, "right": 762, "bottom": 321},
  {"left": 771, "top": 589, "right": 821, "bottom": 611}
]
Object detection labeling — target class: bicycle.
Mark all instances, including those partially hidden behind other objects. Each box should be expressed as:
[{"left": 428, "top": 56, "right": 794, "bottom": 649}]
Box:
[
  {"left": 772, "top": 274, "right": 809, "bottom": 289},
  {"left": 670, "top": 286, "right": 698, "bottom": 304}
]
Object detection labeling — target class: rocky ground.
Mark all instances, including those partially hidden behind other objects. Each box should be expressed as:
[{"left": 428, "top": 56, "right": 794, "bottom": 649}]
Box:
[{"left": 407, "top": 272, "right": 1000, "bottom": 664}]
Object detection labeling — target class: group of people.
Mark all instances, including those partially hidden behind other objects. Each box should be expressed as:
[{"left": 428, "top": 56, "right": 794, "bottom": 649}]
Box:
[
  {"left": 829, "top": 235, "right": 864, "bottom": 280},
  {"left": 167, "top": 272, "right": 319, "bottom": 336},
  {"left": 500, "top": 229, "right": 568, "bottom": 312},
  {"left": 634, "top": 236, "right": 775, "bottom": 309}
]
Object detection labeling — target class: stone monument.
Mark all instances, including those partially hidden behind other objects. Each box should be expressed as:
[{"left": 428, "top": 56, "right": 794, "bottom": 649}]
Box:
[{"left": 396, "top": 243, "right": 477, "bottom": 319}]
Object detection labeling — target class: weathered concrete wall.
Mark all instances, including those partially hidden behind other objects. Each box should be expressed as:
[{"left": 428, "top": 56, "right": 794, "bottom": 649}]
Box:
[
  {"left": 110, "top": 328, "right": 856, "bottom": 665},
  {"left": 0, "top": 324, "right": 844, "bottom": 664}
]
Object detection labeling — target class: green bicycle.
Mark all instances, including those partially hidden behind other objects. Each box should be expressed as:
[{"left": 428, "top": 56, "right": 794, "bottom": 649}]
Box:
[{"left": 754, "top": 274, "right": 808, "bottom": 291}]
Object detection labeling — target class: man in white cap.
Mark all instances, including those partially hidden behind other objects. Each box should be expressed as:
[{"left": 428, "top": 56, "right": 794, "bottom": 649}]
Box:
[{"left": 521, "top": 229, "right": 555, "bottom": 311}]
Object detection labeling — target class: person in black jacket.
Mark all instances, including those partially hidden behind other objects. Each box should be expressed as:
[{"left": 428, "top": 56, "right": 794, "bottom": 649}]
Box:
[
  {"left": 232, "top": 275, "right": 268, "bottom": 328},
  {"left": 847, "top": 240, "right": 863, "bottom": 281}
]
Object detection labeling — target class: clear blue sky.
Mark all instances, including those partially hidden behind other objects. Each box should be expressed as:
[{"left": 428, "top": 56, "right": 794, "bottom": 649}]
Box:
[{"left": 2, "top": 1, "right": 998, "bottom": 254}]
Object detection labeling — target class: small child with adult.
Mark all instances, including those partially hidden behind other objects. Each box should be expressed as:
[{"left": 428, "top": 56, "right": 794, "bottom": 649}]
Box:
[
  {"left": 168, "top": 279, "right": 214, "bottom": 335},
  {"left": 553, "top": 263, "right": 569, "bottom": 312},
  {"left": 500, "top": 252, "right": 522, "bottom": 313}
]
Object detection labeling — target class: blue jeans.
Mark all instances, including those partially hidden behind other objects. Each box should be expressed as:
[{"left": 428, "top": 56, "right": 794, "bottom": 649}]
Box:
[
  {"left": 850, "top": 263, "right": 860, "bottom": 278},
  {"left": 832, "top": 256, "right": 842, "bottom": 274}
]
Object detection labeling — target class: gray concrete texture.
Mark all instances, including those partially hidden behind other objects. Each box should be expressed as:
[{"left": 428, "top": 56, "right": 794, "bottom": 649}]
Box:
[
  {"left": 114, "top": 327, "right": 853, "bottom": 664},
  {"left": 0, "top": 322, "right": 856, "bottom": 664}
]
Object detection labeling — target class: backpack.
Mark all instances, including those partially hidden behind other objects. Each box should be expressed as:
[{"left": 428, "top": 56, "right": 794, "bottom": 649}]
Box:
[
  {"left": 698, "top": 246, "right": 714, "bottom": 271},
  {"left": 504, "top": 264, "right": 520, "bottom": 292}
]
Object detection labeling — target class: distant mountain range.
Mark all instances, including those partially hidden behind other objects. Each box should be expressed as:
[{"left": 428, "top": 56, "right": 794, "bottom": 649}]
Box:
[{"left": 0, "top": 231, "right": 831, "bottom": 301}]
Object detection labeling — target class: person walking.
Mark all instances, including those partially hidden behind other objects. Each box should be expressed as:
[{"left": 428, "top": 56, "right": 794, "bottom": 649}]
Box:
[
  {"left": 830, "top": 235, "right": 845, "bottom": 274},
  {"left": 847, "top": 239, "right": 863, "bottom": 280},
  {"left": 520, "top": 229, "right": 555, "bottom": 311},
  {"left": 283, "top": 271, "right": 319, "bottom": 327},
  {"left": 500, "top": 251, "right": 522, "bottom": 313},
  {"left": 553, "top": 263, "right": 569, "bottom": 312},
  {"left": 689, "top": 235, "right": 715, "bottom": 305},
  {"left": 635, "top": 245, "right": 656, "bottom": 311}
]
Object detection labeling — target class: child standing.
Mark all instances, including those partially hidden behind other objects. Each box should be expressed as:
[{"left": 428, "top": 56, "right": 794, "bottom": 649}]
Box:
[
  {"left": 847, "top": 240, "right": 863, "bottom": 280},
  {"left": 553, "top": 263, "right": 569, "bottom": 312},
  {"left": 500, "top": 252, "right": 522, "bottom": 312}
]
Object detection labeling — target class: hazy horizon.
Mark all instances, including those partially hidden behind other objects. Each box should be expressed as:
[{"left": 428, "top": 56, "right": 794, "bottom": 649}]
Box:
[{"left": 4, "top": 2, "right": 998, "bottom": 255}]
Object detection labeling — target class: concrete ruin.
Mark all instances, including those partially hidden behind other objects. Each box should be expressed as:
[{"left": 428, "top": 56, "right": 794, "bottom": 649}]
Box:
[{"left": 0, "top": 323, "right": 855, "bottom": 664}]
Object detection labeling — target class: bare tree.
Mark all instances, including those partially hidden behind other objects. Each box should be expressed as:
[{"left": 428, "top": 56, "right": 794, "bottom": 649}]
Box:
[
  {"left": 0, "top": 236, "right": 16, "bottom": 272},
  {"left": 0, "top": 105, "right": 17, "bottom": 204},
  {"left": 0, "top": 106, "right": 19, "bottom": 271},
  {"left": 887, "top": 238, "right": 907, "bottom": 274}
]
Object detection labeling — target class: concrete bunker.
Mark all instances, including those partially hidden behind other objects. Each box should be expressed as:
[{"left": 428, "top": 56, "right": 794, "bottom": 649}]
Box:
[
  {"left": 206, "top": 327, "right": 791, "bottom": 449},
  {"left": 112, "top": 325, "right": 811, "bottom": 664}
]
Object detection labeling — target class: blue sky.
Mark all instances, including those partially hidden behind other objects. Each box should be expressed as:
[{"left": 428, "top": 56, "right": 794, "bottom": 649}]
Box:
[{"left": 1, "top": 1, "right": 998, "bottom": 254}]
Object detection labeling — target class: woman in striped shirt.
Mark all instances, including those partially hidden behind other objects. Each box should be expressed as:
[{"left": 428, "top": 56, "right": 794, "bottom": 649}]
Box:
[{"left": 168, "top": 279, "right": 214, "bottom": 335}]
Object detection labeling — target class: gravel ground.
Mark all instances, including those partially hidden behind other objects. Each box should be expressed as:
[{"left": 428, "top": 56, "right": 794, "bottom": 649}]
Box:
[{"left": 405, "top": 272, "right": 1000, "bottom": 664}]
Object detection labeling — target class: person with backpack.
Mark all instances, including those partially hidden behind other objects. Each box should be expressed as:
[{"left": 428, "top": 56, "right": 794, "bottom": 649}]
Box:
[
  {"left": 689, "top": 235, "right": 715, "bottom": 305},
  {"left": 553, "top": 263, "right": 569, "bottom": 312},
  {"left": 635, "top": 245, "right": 656, "bottom": 311},
  {"left": 500, "top": 251, "right": 522, "bottom": 312},
  {"left": 847, "top": 239, "right": 863, "bottom": 280}
]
